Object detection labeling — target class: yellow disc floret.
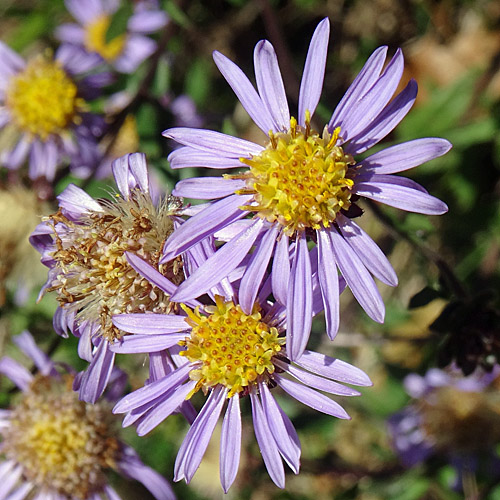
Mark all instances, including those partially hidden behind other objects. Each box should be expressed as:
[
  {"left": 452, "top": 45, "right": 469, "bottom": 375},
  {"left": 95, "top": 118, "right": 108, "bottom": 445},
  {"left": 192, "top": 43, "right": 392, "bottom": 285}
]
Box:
[
  {"left": 3, "top": 375, "right": 120, "bottom": 499},
  {"left": 5, "top": 56, "right": 84, "bottom": 141},
  {"left": 180, "top": 297, "right": 284, "bottom": 398},
  {"left": 237, "top": 113, "right": 355, "bottom": 235},
  {"left": 84, "top": 15, "right": 126, "bottom": 62}
]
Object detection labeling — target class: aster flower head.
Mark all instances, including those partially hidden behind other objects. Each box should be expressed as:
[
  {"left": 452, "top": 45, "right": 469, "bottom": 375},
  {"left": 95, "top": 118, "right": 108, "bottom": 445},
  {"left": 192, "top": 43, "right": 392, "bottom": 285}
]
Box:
[
  {"left": 161, "top": 18, "right": 451, "bottom": 360},
  {"left": 0, "top": 42, "right": 106, "bottom": 181},
  {"left": 388, "top": 367, "right": 500, "bottom": 468},
  {"left": 0, "top": 330, "right": 175, "bottom": 500},
  {"left": 30, "top": 152, "right": 185, "bottom": 402},
  {"left": 56, "top": 0, "right": 168, "bottom": 73},
  {"left": 109, "top": 255, "right": 372, "bottom": 492}
]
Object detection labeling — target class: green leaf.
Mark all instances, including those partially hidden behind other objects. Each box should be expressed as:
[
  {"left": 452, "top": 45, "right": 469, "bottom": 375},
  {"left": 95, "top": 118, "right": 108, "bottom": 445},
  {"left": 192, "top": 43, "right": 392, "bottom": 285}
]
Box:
[
  {"left": 185, "top": 58, "right": 213, "bottom": 107},
  {"left": 105, "top": 4, "right": 133, "bottom": 43}
]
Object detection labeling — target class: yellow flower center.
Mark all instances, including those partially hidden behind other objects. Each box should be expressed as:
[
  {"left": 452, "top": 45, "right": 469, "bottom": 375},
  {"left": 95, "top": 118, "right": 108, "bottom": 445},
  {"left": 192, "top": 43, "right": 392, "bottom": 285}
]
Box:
[
  {"left": 180, "top": 297, "right": 283, "bottom": 398},
  {"left": 236, "top": 114, "right": 355, "bottom": 235},
  {"left": 3, "top": 375, "right": 120, "bottom": 499},
  {"left": 5, "top": 56, "right": 84, "bottom": 140},
  {"left": 46, "top": 190, "right": 183, "bottom": 341},
  {"left": 84, "top": 15, "right": 126, "bottom": 62}
]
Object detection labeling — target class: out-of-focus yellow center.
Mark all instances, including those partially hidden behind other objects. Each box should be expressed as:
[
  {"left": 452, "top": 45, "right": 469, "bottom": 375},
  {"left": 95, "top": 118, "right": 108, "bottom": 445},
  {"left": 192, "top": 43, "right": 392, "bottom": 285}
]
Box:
[
  {"left": 84, "top": 15, "right": 126, "bottom": 61},
  {"left": 5, "top": 57, "right": 83, "bottom": 140},
  {"left": 180, "top": 297, "right": 283, "bottom": 397},
  {"left": 237, "top": 114, "right": 355, "bottom": 235},
  {"left": 4, "top": 375, "right": 119, "bottom": 498}
]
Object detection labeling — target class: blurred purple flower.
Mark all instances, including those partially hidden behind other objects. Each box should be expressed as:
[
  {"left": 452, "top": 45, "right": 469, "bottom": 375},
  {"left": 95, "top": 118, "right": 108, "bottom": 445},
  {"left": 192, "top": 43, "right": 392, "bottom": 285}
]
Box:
[
  {"left": 0, "top": 330, "right": 175, "bottom": 500},
  {"left": 0, "top": 43, "right": 106, "bottom": 181},
  {"left": 110, "top": 255, "right": 372, "bottom": 491},
  {"left": 388, "top": 367, "right": 500, "bottom": 471},
  {"left": 30, "top": 153, "right": 185, "bottom": 403},
  {"left": 160, "top": 18, "right": 451, "bottom": 361},
  {"left": 56, "top": 0, "right": 168, "bottom": 73}
]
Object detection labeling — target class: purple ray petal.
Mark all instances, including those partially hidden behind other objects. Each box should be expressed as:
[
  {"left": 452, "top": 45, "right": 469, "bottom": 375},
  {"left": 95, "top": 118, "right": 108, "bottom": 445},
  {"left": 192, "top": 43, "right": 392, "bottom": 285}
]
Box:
[
  {"left": 168, "top": 147, "right": 242, "bottom": 170},
  {"left": 173, "top": 177, "right": 246, "bottom": 199},
  {"left": 117, "top": 447, "right": 176, "bottom": 500},
  {"left": 109, "top": 333, "right": 186, "bottom": 353},
  {"left": 317, "top": 228, "right": 340, "bottom": 340},
  {"left": 171, "top": 218, "right": 265, "bottom": 303},
  {"left": 128, "top": 11, "right": 168, "bottom": 33},
  {"left": 127, "top": 152, "right": 150, "bottom": 192},
  {"left": 329, "top": 46, "right": 388, "bottom": 131},
  {"left": 57, "top": 183, "right": 103, "bottom": 216},
  {"left": 0, "top": 357, "right": 33, "bottom": 390},
  {"left": 287, "top": 234, "right": 313, "bottom": 361},
  {"left": 275, "top": 375, "right": 350, "bottom": 419},
  {"left": 175, "top": 386, "right": 227, "bottom": 482},
  {"left": 272, "top": 233, "right": 290, "bottom": 306},
  {"left": 254, "top": 40, "right": 290, "bottom": 130},
  {"left": 354, "top": 174, "right": 448, "bottom": 215},
  {"left": 295, "top": 350, "right": 372, "bottom": 386},
  {"left": 298, "top": 18, "right": 330, "bottom": 126},
  {"left": 358, "top": 138, "right": 453, "bottom": 175},
  {"left": 114, "top": 363, "right": 193, "bottom": 414},
  {"left": 337, "top": 214, "right": 397, "bottom": 286},
  {"left": 340, "top": 49, "right": 404, "bottom": 142},
  {"left": 239, "top": 224, "right": 278, "bottom": 314},
  {"left": 220, "top": 394, "right": 242, "bottom": 493},
  {"left": 275, "top": 360, "right": 361, "bottom": 396},
  {"left": 249, "top": 392, "right": 285, "bottom": 488},
  {"left": 346, "top": 79, "right": 418, "bottom": 155},
  {"left": 161, "top": 194, "right": 251, "bottom": 262},
  {"left": 213, "top": 50, "right": 275, "bottom": 134},
  {"left": 163, "top": 127, "right": 263, "bottom": 158},
  {"left": 327, "top": 226, "right": 385, "bottom": 323},
  {"left": 79, "top": 340, "right": 115, "bottom": 403},
  {"left": 55, "top": 23, "right": 85, "bottom": 43},
  {"left": 13, "top": 331, "right": 56, "bottom": 376},
  {"left": 259, "top": 382, "right": 301, "bottom": 473},
  {"left": 136, "top": 380, "right": 197, "bottom": 436},
  {"left": 112, "top": 313, "right": 189, "bottom": 334}
]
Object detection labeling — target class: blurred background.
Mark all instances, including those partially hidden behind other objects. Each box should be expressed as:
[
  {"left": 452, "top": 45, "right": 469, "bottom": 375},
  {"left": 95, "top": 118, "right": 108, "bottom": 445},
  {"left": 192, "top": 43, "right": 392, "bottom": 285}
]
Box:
[{"left": 1, "top": 0, "right": 500, "bottom": 499}]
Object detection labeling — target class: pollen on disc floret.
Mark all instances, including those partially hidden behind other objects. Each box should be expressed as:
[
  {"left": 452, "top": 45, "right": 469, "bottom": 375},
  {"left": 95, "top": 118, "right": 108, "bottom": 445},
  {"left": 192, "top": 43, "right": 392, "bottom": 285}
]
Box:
[
  {"left": 46, "top": 189, "right": 183, "bottom": 341},
  {"left": 236, "top": 112, "right": 355, "bottom": 236},
  {"left": 180, "top": 296, "right": 284, "bottom": 398}
]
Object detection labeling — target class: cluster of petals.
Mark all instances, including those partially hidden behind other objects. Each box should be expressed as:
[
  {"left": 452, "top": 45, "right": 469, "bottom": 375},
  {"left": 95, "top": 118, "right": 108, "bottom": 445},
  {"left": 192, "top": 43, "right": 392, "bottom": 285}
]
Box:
[
  {"left": 160, "top": 17, "right": 451, "bottom": 361},
  {"left": 56, "top": 0, "right": 168, "bottom": 73},
  {"left": 0, "top": 330, "right": 175, "bottom": 500},
  {"left": 0, "top": 42, "right": 106, "bottom": 181},
  {"left": 109, "top": 253, "right": 372, "bottom": 491}
]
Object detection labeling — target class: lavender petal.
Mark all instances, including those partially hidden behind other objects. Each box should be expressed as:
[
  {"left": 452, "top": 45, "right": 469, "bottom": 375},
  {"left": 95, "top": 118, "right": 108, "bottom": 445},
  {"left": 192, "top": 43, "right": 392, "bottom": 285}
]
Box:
[
  {"left": 220, "top": 394, "right": 242, "bottom": 493},
  {"left": 168, "top": 147, "right": 242, "bottom": 170},
  {"left": 275, "top": 375, "right": 350, "bottom": 419},
  {"left": 287, "top": 234, "right": 313, "bottom": 361},
  {"left": 173, "top": 177, "right": 246, "bottom": 199},
  {"left": 298, "top": 18, "right": 330, "bottom": 126},
  {"left": 254, "top": 40, "right": 290, "bottom": 130},
  {"left": 249, "top": 392, "right": 285, "bottom": 488},
  {"left": 109, "top": 333, "right": 187, "bottom": 354},
  {"left": 112, "top": 313, "right": 189, "bottom": 334},
  {"left": 213, "top": 51, "right": 275, "bottom": 134},
  {"left": 271, "top": 233, "right": 290, "bottom": 306},
  {"left": 358, "top": 138, "right": 453, "bottom": 175},
  {"left": 79, "top": 340, "right": 115, "bottom": 403}
]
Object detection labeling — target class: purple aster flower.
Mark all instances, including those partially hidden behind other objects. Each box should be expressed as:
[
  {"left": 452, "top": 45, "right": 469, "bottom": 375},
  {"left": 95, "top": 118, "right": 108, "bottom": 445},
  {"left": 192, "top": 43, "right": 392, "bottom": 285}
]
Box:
[
  {"left": 388, "top": 367, "right": 500, "bottom": 469},
  {"left": 56, "top": 0, "right": 168, "bottom": 73},
  {"left": 30, "top": 152, "right": 188, "bottom": 403},
  {"left": 160, "top": 18, "right": 451, "bottom": 360},
  {"left": 108, "top": 254, "right": 371, "bottom": 492},
  {"left": 0, "top": 330, "right": 175, "bottom": 500},
  {"left": 0, "top": 42, "right": 107, "bottom": 181}
]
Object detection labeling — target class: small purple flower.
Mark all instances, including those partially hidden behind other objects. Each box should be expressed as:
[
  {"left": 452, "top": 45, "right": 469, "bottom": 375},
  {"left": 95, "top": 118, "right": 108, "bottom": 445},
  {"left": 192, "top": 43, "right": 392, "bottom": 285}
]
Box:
[
  {"left": 0, "top": 330, "right": 176, "bottom": 500},
  {"left": 388, "top": 367, "right": 500, "bottom": 469},
  {"left": 30, "top": 153, "right": 186, "bottom": 403},
  {"left": 56, "top": 0, "right": 168, "bottom": 73},
  {"left": 0, "top": 42, "right": 106, "bottom": 181},
  {"left": 160, "top": 18, "right": 451, "bottom": 360},
  {"left": 109, "top": 255, "right": 372, "bottom": 492}
]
